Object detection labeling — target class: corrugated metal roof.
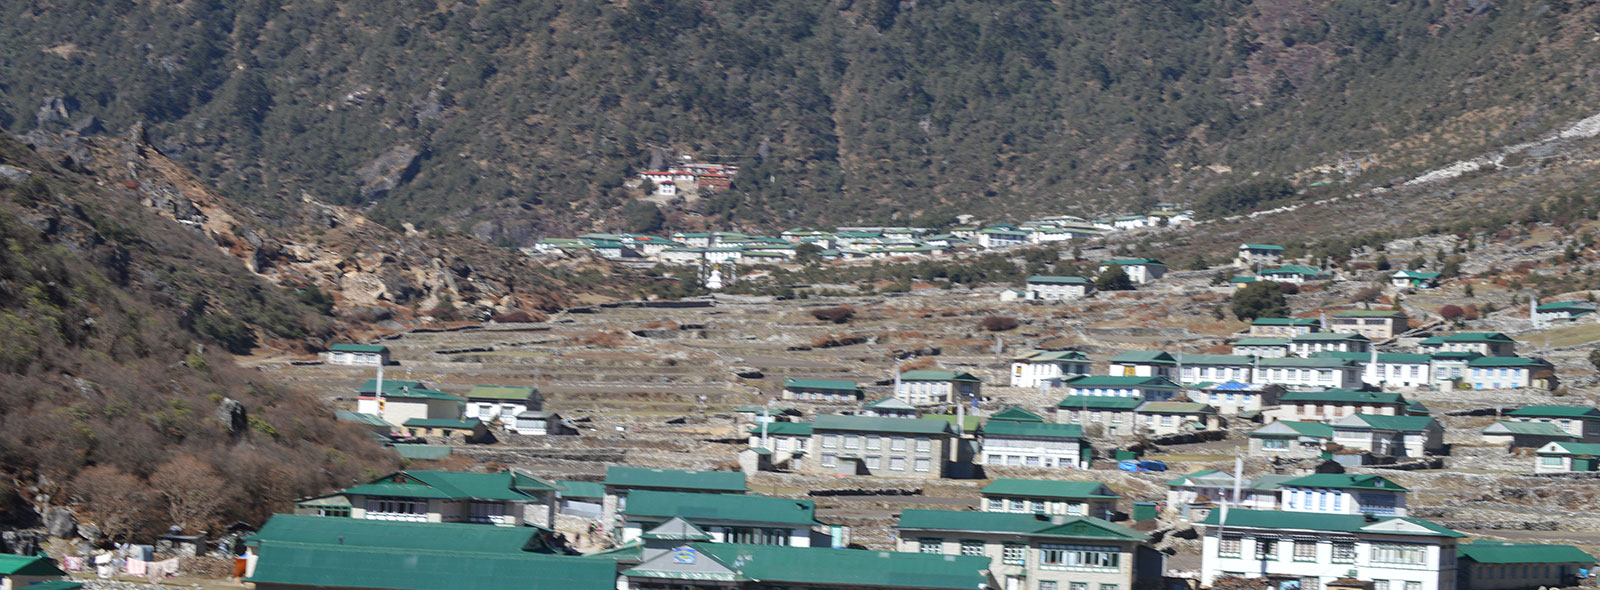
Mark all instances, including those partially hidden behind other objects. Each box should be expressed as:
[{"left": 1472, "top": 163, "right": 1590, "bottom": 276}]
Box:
[
  {"left": 622, "top": 490, "right": 818, "bottom": 526},
  {"left": 604, "top": 466, "right": 747, "bottom": 492},
  {"left": 980, "top": 478, "right": 1120, "bottom": 500},
  {"left": 1197, "top": 508, "right": 1462, "bottom": 537},
  {"left": 1458, "top": 541, "right": 1597, "bottom": 564},
  {"left": 692, "top": 542, "right": 990, "bottom": 590},
  {"left": 981, "top": 420, "right": 1083, "bottom": 439},
  {"left": 897, "top": 510, "right": 1147, "bottom": 541},
  {"left": 248, "top": 542, "right": 613, "bottom": 590},
  {"left": 812, "top": 414, "right": 953, "bottom": 435}
]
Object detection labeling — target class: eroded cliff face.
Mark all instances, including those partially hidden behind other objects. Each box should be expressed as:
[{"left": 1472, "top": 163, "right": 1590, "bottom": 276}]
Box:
[{"left": 21, "top": 128, "right": 617, "bottom": 340}]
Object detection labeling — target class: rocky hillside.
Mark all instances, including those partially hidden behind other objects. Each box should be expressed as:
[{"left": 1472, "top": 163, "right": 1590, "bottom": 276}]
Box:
[{"left": 5, "top": 0, "right": 1600, "bottom": 240}]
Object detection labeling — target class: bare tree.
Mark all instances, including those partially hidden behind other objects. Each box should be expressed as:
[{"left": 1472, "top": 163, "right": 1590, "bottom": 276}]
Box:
[
  {"left": 150, "top": 454, "right": 229, "bottom": 533},
  {"left": 73, "top": 465, "right": 156, "bottom": 542}
]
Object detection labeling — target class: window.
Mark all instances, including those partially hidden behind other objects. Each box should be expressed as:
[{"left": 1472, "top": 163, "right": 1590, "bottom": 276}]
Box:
[
  {"left": 1332, "top": 541, "right": 1356, "bottom": 563},
  {"left": 1220, "top": 536, "right": 1242, "bottom": 556},
  {"left": 821, "top": 453, "right": 837, "bottom": 467},
  {"left": 1371, "top": 543, "right": 1426, "bottom": 565},
  {"left": 1263, "top": 439, "right": 1289, "bottom": 450},
  {"left": 1161, "top": 415, "right": 1174, "bottom": 426},
  {"left": 366, "top": 497, "right": 427, "bottom": 521},
  {"left": 1009, "top": 499, "right": 1026, "bottom": 513},
  {"left": 1302, "top": 578, "right": 1320, "bottom": 590},
  {"left": 1066, "top": 503, "right": 1085, "bottom": 516},
  {"left": 916, "top": 438, "right": 932, "bottom": 453},
  {"left": 1542, "top": 456, "right": 1564, "bottom": 467},
  {"left": 961, "top": 540, "right": 985, "bottom": 556},
  {"left": 1404, "top": 583, "right": 1420, "bottom": 590},
  {"left": 866, "top": 436, "right": 881, "bottom": 450},
  {"left": 1032, "top": 500, "right": 1047, "bottom": 514},
  {"left": 988, "top": 498, "right": 1005, "bottom": 511},
  {"left": 915, "top": 457, "right": 931, "bottom": 472},
  {"left": 1101, "top": 585, "right": 1119, "bottom": 590},
  {"left": 1374, "top": 581, "right": 1389, "bottom": 590},
  {"left": 1003, "top": 543, "right": 1027, "bottom": 565},
  {"left": 865, "top": 455, "right": 881, "bottom": 470},
  {"left": 315, "top": 506, "right": 351, "bottom": 518},
  {"left": 1294, "top": 540, "right": 1317, "bottom": 562},
  {"left": 892, "top": 437, "right": 907, "bottom": 451},
  {"left": 1255, "top": 538, "right": 1278, "bottom": 559},
  {"left": 1039, "top": 544, "right": 1120, "bottom": 569},
  {"left": 1071, "top": 583, "right": 1088, "bottom": 590},
  {"left": 822, "top": 435, "right": 838, "bottom": 449},
  {"left": 468, "top": 502, "right": 505, "bottom": 523},
  {"left": 1040, "top": 583, "right": 1058, "bottom": 590},
  {"left": 919, "top": 538, "right": 944, "bottom": 554},
  {"left": 844, "top": 435, "right": 860, "bottom": 449},
  {"left": 1025, "top": 456, "right": 1041, "bottom": 467},
  {"left": 890, "top": 456, "right": 906, "bottom": 471}
]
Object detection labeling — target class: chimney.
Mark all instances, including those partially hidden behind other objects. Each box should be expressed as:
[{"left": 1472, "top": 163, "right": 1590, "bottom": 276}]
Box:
[{"left": 1051, "top": 514, "right": 1067, "bottom": 525}]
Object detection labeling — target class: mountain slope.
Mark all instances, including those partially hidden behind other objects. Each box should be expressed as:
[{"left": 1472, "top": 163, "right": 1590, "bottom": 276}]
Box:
[{"left": 3, "top": 0, "right": 1600, "bottom": 238}]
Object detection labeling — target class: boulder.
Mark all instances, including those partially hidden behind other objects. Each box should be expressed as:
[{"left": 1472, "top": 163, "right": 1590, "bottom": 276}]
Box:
[
  {"left": 0, "top": 164, "right": 32, "bottom": 184},
  {"left": 215, "top": 397, "right": 248, "bottom": 435},
  {"left": 43, "top": 507, "right": 77, "bottom": 538},
  {"left": 355, "top": 145, "right": 422, "bottom": 200}
]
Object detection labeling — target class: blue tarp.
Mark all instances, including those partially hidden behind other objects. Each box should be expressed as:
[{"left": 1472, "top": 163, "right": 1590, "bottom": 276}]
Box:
[{"left": 1118, "top": 460, "right": 1169, "bottom": 472}]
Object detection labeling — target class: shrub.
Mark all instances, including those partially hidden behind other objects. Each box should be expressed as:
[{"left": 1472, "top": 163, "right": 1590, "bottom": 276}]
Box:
[
  {"left": 1231, "top": 281, "right": 1290, "bottom": 321},
  {"left": 979, "top": 316, "right": 1020, "bottom": 331},
  {"left": 1439, "top": 304, "right": 1464, "bottom": 320},
  {"left": 810, "top": 306, "right": 855, "bottom": 324}
]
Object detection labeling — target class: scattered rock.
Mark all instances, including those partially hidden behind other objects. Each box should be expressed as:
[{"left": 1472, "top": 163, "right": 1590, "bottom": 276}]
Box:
[
  {"left": 355, "top": 144, "right": 422, "bottom": 200},
  {"left": 0, "top": 164, "right": 32, "bottom": 184}
]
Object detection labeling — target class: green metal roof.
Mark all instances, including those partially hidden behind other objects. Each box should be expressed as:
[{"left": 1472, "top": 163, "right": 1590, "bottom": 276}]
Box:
[
  {"left": 1312, "top": 351, "right": 1432, "bottom": 363},
  {"left": 989, "top": 406, "right": 1046, "bottom": 422},
  {"left": 556, "top": 480, "right": 605, "bottom": 499},
  {"left": 1027, "top": 275, "right": 1092, "bottom": 284},
  {"left": 1229, "top": 276, "right": 1258, "bottom": 284},
  {"left": 1250, "top": 420, "right": 1335, "bottom": 439},
  {"left": 1332, "top": 309, "right": 1406, "bottom": 317},
  {"left": 1065, "top": 375, "right": 1180, "bottom": 389},
  {"left": 1262, "top": 265, "right": 1326, "bottom": 276},
  {"left": 623, "top": 490, "right": 819, "bottom": 526},
  {"left": 783, "top": 378, "right": 862, "bottom": 391},
  {"left": 897, "top": 509, "right": 1148, "bottom": 541},
  {"left": 1442, "top": 332, "right": 1516, "bottom": 343},
  {"left": 342, "top": 470, "right": 556, "bottom": 501},
  {"left": 863, "top": 397, "right": 918, "bottom": 410},
  {"left": 1174, "top": 353, "right": 1254, "bottom": 365},
  {"left": 1430, "top": 351, "right": 1483, "bottom": 360},
  {"left": 248, "top": 541, "right": 613, "bottom": 590},
  {"left": 1014, "top": 349, "right": 1091, "bottom": 362},
  {"left": 1279, "top": 389, "right": 1406, "bottom": 404},
  {"left": 356, "top": 378, "right": 427, "bottom": 394},
  {"left": 898, "top": 370, "right": 982, "bottom": 383},
  {"left": 812, "top": 414, "right": 953, "bottom": 435},
  {"left": 981, "top": 420, "right": 1083, "bottom": 439},
  {"left": 466, "top": 385, "right": 538, "bottom": 401},
  {"left": 403, "top": 418, "right": 482, "bottom": 429},
  {"left": 1057, "top": 395, "right": 1143, "bottom": 410},
  {"left": 689, "top": 542, "right": 991, "bottom": 590},
  {"left": 1483, "top": 421, "right": 1573, "bottom": 437},
  {"left": 247, "top": 514, "right": 549, "bottom": 553},
  {"left": 336, "top": 410, "right": 392, "bottom": 427},
  {"left": 1251, "top": 317, "right": 1320, "bottom": 326},
  {"left": 1137, "top": 402, "right": 1216, "bottom": 414},
  {"left": 1393, "top": 270, "right": 1440, "bottom": 279},
  {"left": 1537, "top": 301, "right": 1598, "bottom": 311},
  {"left": 1342, "top": 414, "right": 1437, "bottom": 432},
  {"left": 980, "top": 479, "right": 1120, "bottom": 500},
  {"left": 1280, "top": 474, "right": 1407, "bottom": 491},
  {"left": 1108, "top": 350, "right": 1177, "bottom": 364},
  {"left": 1508, "top": 405, "right": 1600, "bottom": 419},
  {"left": 1256, "top": 357, "right": 1357, "bottom": 368},
  {"left": 392, "top": 444, "right": 453, "bottom": 460},
  {"left": 0, "top": 554, "right": 64, "bottom": 576},
  {"left": 375, "top": 387, "right": 461, "bottom": 401},
  {"left": 1242, "top": 243, "right": 1285, "bottom": 251},
  {"left": 640, "top": 516, "right": 714, "bottom": 541},
  {"left": 331, "top": 343, "right": 389, "bottom": 353},
  {"left": 604, "top": 466, "right": 748, "bottom": 493},
  {"left": 1458, "top": 540, "right": 1597, "bottom": 564},
  {"left": 748, "top": 422, "right": 814, "bottom": 436},
  {"left": 1103, "top": 258, "right": 1165, "bottom": 266},
  {"left": 1540, "top": 442, "right": 1600, "bottom": 455},
  {"left": 1291, "top": 332, "right": 1371, "bottom": 342},
  {"left": 926, "top": 414, "right": 982, "bottom": 433},
  {"left": 1198, "top": 508, "right": 1462, "bottom": 537},
  {"left": 1232, "top": 337, "right": 1290, "bottom": 346},
  {"left": 1468, "top": 356, "right": 1552, "bottom": 368}
]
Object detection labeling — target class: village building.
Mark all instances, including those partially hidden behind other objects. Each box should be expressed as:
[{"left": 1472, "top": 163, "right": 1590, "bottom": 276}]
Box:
[
  {"left": 1173, "top": 353, "right": 1255, "bottom": 385},
  {"left": 859, "top": 397, "right": 921, "bottom": 418},
  {"left": 1129, "top": 401, "right": 1219, "bottom": 435},
  {"left": 1427, "top": 351, "right": 1480, "bottom": 387},
  {"left": 301, "top": 469, "right": 560, "bottom": 528},
  {"left": 1196, "top": 508, "right": 1464, "bottom": 590},
  {"left": 989, "top": 406, "right": 1049, "bottom": 422},
  {"left": 895, "top": 509, "right": 1156, "bottom": 590},
  {"left": 1111, "top": 215, "right": 1152, "bottom": 230},
  {"left": 1500, "top": 405, "right": 1600, "bottom": 440},
  {"left": 1533, "top": 441, "right": 1600, "bottom": 473},
  {"left": 1012, "top": 349, "right": 1093, "bottom": 388},
  {"left": 1465, "top": 356, "right": 1558, "bottom": 390},
  {"left": 1190, "top": 382, "right": 1284, "bottom": 416},
  {"left": 1254, "top": 357, "right": 1364, "bottom": 389},
  {"left": 1290, "top": 332, "right": 1372, "bottom": 356},
  {"left": 1456, "top": 541, "right": 1597, "bottom": 590},
  {"left": 1025, "top": 275, "right": 1095, "bottom": 300},
  {"left": 513, "top": 411, "right": 574, "bottom": 436},
  {"left": 1099, "top": 258, "right": 1167, "bottom": 284},
  {"left": 326, "top": 343, "right": 390, "bottom": 366},
  {"left": 1236, "top": 243, "right": 1287, "bottom": 269},
  {"left": 1417, "top": 332, "right": 1517, "bottom": 357},
  {"left": 1250, "top": 317, "right": 1322, "bottom": 337},
  {"left": 1278, "top": 474, "right": 1408, "bottom": 516},
  {"left": 336, "top": 409, "right": 395, "bottom": 438},
  {"left": 463, "top": 385, "right": 542, "bottom": 429},
  {"left": 619, "top": 490, "right": 826, "bottom": 546},
  {"left": 244, "top": 514, "right": 607, "bottom": 590},
  {"left": 1309, "top": 352, "right": 1433, "bottom": 388},
  {"left": 401, "top": 418, "right": 488, "bottom": 441},
  {"left": 620, "top": 539, "right": 990, "bottom": 590},
  {"left": 0, "top": 554, "right": 70, "bottom": 590},
  {"left": 1260, "top": 264, "right": 1331, "bottom": 284},
  {"left": 1229, "top": 275, "right": 1258, "bottom": 289},
  {"left": 1331, "top": 414, "right": 1444, "bottom": 457},
  {"left": 1057, "top": 396, "right": 1144, "bottom": 437},
  {"left": 1535, "top": 301, "right": 1598, "bottom": 323},
  {"left": 1390, "top": 270, "right": 1441, "bottom": 289},
  {"left": 781, "top": 377, "right": 864, "bottom": 403},
  {"left": 979, "top": 420, "right": 1088, "bottom": 469},
  {"left": 1163, "top": 470, "right": 1295, "bottom": 515},
  {"left": 1062, "top": 376, "right": 1182, "bottom": 400},
  {"left": 805, "top": 415, "right": 968, "bottom": 479},
  {"left": 746, "top": 421, "right": 813, "bottom": 471},
  {"left": 1328, "top": 309, "right": 1410, "bottom": 340},
  {"left": 980, "top": 479, "right": 1120, "bottom": 519},
  {"left": 1232, "top": 337, "right": 1291, "bottom": 358},
  {"left": 894, "top": 370, "right": 982, "bottom": 406},
  {"left": 1106, "top": 351, "right": 1177, "bottom": 379},
  {"left": 1248, "top": 420, "right": 1334, "bottom": 458},
  {"left": 1481, "top": 420, "right": 1576, "bottom": 449},
  {"left": 602, "top": 466, "right": 748, "bottom": 534},
  {"left": 978, "top": 227, "right": 1030, "bottom": 248},
  {"left": 353, "top": 378, "right": 463, "bottom": 428},
  {"left": 1271, "top": 389, "right": 1411, "bottom": 422}
]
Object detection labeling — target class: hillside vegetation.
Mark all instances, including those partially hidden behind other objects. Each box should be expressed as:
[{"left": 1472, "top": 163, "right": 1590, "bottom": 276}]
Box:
[
  {"left": 0, "top": 134, "right": 395, "bottom": 541},
  {"left": 4, "top": 0, "right": 1600, "bottom": 239}
]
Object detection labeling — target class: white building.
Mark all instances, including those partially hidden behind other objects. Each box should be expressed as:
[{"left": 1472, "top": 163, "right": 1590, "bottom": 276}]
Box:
[
  {"left": 1098, "top": 259, "right": 1167, "bottom": 284},
  {"left": 1106, "top": 351, "right": 1176, "bottom": 379},
  {"left": 1289, "top": 333, "right": 1372, "bottom": 356},
  {"left": 1278, "top": 474, "right": 1408, "bottom": 516},
  {"left": 463, "top": 385, "right": 542, "bottom": 430},
  {"left": 1254, "top": 357, "right": 1364, "bottom": 389},
  {"left": 1025, "top": 275, "right": 1094, "bottom": 300},
  {"left": 1236, "top": 243, "right": 1285, "bottom": 269},
  {"left": 1331, "top": 414, "right": 1444, "bottom": 457},
  {"left": 978, "top": 420, "right": 1088, "bottom": 469},
  {"left": 1061, "top": 376, "right": 1182, "bottom": 401},
  {"left": 1197, "top": 508, "right": 1463, "bottom": 590},
  {"left": 327, "top": 343, "right": 390, "bottom": 366},
  {"left": 1189, "top": 382, "right": 1284, "bottom": 416},
  {"left": 1011, "top": 350, "right": 1092, "bottom": 388}
]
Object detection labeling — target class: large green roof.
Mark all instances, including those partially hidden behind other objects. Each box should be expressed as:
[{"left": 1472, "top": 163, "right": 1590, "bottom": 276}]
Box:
[
  {"left": 1263, "top": 265, "right": 1325, "bottom": 276},
  {"left": 687, "top": 543, "right": 991, "bottom": 590},
  {"left": 466, "top": 385, "right": 538, "bottom": 401},
  {"left": 1108, "top": 350, "right": 1177, "bottom": 365},
  {"left": 556, "top": 480, "right": 605, "bottom": 499},
  {"left": 1256, "top": 357, "right": 1357, "bottom": 368},
  {"left": 248, "top": 541, "right": 614, "bottom": 590},
  {"left": 1441, "top": 332, "right": 1516, "bottom": 343},
  {"left": 247, "top": 514, "right": 548, "bottom": 553},
  {"left": 331, "top": 343, "right": 389, "bottom": 353},
  {"left": 1458, "top": 541, "right": 1598, "bottom": 564},
  {"left": 989, "top": 406, "right": 1047, "bottom": 422},
  {"left": 342, "top": 470, "right": 557, "bottom": 501},
  {"left": 1250, "top": 420, "right": 1335, "bottom": 439},
  {"left": 981, "top": 420, "right": 1083, "bottom": 439},
  {"left": 812, "top": 414, "right": 953, "bottom": 435},
  {"left": 898, "top": 370, "right": 982, "bottom": 383},
  {"left": 783, "top": 378, "right": 862, "bottom": 391},
  {"left": 604, "top": 466, "right": 748, "bottom": 492},
  {"left": 0, "top": 554, "right": 64, "bottom": 576},
  {"left": 748, "top": 422, "right": 814, "bottom": 436},
  {"left": 1341, "top": 414, "right": 1437, "bottom": 432},
  {"left": 1468, "top": 356, "right": 1552, "bottom": 368},
  {"left": 1279, "top": 389, "right": 1406, "bottom": 404},
  {"left": 622, "top": 490, "right": 819, "bottom": 526},
  {"left": 1291, "top": 332, "right": 1371, "bottom": 342},
  {"left": 1065, "top": 375, "right": 1180, "bottom": 389},
  {"left": 1057, "top": 395, "right": 1144, "bottom": 410},
  {"left": 1482, "top": 421, "right": 1573, "bottom": 437},
  {"left": 1508, "top": 405, "right": 1600, "bottom": 419},
  {"left": 1027, "top": 275, "right": 1092, "bottom": 284},
  {"left": 1251, "top": 317, "right": 1319, "bottom": 326},
  {"left": 1312, "top": 351, "right": 1433, "bottom": 363},
  {"left": 1198, "top": 508, "right": 1462, "bottom": 537},
  {"left": 1280, "top": 474, "right": 1407, "bottom": 492},
  {"left": 1332, "top": 309, "right": 1406, "bottom": 317},
  {"left": 1242, "top": 243, "right": 1285, "bottom": 251},
  {"left": 403, "top": 418, "right": 482, "bottom": 429},
  {"left": 1232, "top": 338, "right": 1290, "bottom": 346},
  {"left": 1538, "top": 301, "right": 1598, "bottom": 311},
  {"left": 897, "top": 509, "right": 1148, "bottom": 541},
  {"left": 980, "top": 479, "right": 1120, "bottom": 500},
  {"left": 1540, "top": 442, "right": 1600, "bottom": 455}
]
